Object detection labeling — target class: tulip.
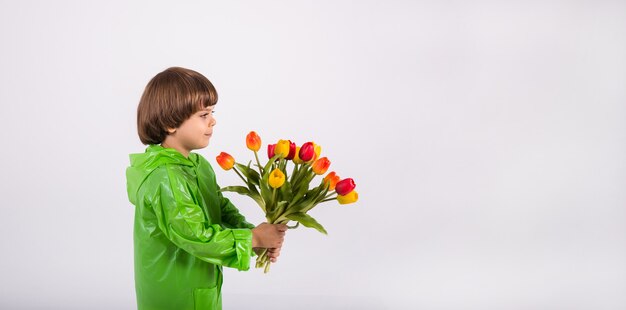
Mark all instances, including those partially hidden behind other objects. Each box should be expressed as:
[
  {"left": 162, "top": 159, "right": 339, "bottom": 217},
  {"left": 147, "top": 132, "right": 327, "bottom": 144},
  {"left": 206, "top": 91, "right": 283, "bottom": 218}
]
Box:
[
  {"left": 267, "top": 144, "right": 276, "bottom": 159},
  {"left": 246, "top": 131, "right": 262, "bottom": 152},
  {"left": 335, "top": 178, "right": 356, "bottom": 195},
  {"left": 286, "top": 141, "right": 297, "bottom": 160},
  {"left": 274, "top": 139, "right": 290, "bottom": 158},
  {"left": 216, "top": 152, "right": 235, "bottom": 170},
  {"left": 311, "top": 157, "right": 331, "bottom": 175},
  {"left": 337, "top": 190, "right": 358, "bottom": 204},
  {"left": 292, "top": 146, "right": 303, "bottom": 164},
  {"left": 323, "top": 171, "right": 341, "bottom": 190},
  {"left": 313, "top": 143, "right": 322, "bottom": 161},
  {"left": 299, "top": 142, "right": 315, "bottom": 162},
  {"left": 268, "top": 168, "right": 286, "bottom": 188}
]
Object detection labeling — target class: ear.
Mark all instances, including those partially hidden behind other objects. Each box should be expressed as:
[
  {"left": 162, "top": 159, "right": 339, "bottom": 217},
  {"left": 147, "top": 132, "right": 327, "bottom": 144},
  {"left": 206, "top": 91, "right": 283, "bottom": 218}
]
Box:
[{"left": 166, "top": 127, "right": 177, "bottom": 134}]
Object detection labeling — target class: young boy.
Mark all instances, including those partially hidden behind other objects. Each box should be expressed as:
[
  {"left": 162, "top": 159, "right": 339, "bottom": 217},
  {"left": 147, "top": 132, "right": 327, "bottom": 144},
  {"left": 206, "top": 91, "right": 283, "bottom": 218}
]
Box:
[{"left": 126, "top": 67, "right": 286, "bottom": 310}]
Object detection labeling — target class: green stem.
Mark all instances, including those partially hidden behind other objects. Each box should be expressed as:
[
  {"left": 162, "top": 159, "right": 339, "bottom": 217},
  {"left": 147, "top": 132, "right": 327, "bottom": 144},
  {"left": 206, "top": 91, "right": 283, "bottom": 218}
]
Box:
[
  {"left": 271, "top": 188, "right": 276, "bottom": 205},
  {"left": 323, "top": 192, "right": 336, "bottom": 199},
  {"left": 320, "top": 197, "right": 337, "bottom": 203},
  {"left": 254, "top": 151, "right": 263, "bottom": 175},
  {"left": 233, "top": 167, "right": 247, "bottom": 184},
  {"left": 293, "top": 164, "right": 310, "bottom": 186}
]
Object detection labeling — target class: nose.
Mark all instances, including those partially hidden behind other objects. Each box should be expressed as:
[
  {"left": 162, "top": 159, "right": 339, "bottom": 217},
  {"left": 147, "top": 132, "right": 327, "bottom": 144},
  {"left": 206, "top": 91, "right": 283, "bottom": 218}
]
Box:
[{"left": 209, "top": 116, "right": 216, "bottom": 127}]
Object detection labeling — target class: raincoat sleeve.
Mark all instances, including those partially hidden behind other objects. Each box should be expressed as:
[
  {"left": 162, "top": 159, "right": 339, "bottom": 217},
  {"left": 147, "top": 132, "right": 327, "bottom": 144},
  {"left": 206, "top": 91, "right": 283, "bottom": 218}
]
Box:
[
  {"left": 218, "top": 189, "right": 256, "bottom": 230},
  {"left": 149, "top": 167, "right": 254, "bottom": 271}
]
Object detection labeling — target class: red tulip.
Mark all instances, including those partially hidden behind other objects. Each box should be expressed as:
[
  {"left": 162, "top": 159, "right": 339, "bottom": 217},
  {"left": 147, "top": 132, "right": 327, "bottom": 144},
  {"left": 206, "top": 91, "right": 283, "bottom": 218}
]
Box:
[
  {"left": 286, "top": 141, "right": 297, "bottom": 160},
  {"left": 311, "top": 157, "right": 331, "bottom": 175},
  {"left": 267, "top": 144, "right": 276, "bottom": 159},
  {"left": 299, "top": 142, "right": 315, "bottom": 162},
  {"left": 216, "top": 152, "right": 235, "bottom": 170},
  {"left": 335, "top": 178, "right": 356, "bottom": 195}
]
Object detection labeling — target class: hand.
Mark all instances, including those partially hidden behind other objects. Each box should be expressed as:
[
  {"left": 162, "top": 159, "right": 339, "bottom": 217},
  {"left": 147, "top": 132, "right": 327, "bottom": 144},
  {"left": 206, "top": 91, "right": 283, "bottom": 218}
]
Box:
[
  {"left": 253, "top": 246, "right": 282, "bottom": 263},
  {"left": 251, "top": 223, "right": 287, "bottom": 248}
]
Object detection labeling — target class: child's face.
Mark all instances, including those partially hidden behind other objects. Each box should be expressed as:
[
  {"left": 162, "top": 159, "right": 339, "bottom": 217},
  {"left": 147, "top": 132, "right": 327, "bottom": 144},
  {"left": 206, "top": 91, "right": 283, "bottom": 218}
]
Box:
[{"left": 168, "top": 106, "right": 216, "bottom": 154}]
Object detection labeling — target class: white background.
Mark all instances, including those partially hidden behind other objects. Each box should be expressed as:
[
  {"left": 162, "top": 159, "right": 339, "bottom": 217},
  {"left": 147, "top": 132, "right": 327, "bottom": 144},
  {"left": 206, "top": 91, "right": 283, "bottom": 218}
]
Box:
[{"left": 1, "top": 1, "right": 625, "bottom": 309}]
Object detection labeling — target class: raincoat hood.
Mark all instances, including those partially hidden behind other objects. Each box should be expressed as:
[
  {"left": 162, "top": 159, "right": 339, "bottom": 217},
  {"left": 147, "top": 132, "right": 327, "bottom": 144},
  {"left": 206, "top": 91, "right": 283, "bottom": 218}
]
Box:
[{"left": 126, "top": 145, "right": 195, "bottom": 205}]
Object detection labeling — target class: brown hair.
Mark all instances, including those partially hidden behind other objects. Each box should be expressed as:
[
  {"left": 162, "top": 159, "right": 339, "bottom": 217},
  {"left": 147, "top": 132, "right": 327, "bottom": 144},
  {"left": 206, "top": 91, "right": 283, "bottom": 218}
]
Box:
[{"left": 136, "top": 67, "right": 218, "bottom": 144}]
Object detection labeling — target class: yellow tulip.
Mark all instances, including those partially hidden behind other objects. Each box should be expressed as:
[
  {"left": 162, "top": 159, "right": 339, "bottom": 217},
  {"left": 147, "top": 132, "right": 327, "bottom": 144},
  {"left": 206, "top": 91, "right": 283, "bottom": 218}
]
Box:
[
  {"left": 268, "top": 168, "right": 286, "bottom": 188},
  {"left": 274, "top": 139, "right": 290, "bottom": 158},
  {"left": 337, "top": 190, "right": 358, "bottom": 204},
  {"left": 293, "top": 146, "right": 303, "bottom": 164},
  {"left": 313, "top": 143, "right": 322, "bottom": 161}
]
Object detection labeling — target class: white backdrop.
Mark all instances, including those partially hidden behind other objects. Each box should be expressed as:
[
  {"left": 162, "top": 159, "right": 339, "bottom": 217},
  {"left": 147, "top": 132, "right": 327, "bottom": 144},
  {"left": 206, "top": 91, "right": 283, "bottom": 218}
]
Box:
[{"left": 1, "top": 1, "right": 625, "bottom": 309}]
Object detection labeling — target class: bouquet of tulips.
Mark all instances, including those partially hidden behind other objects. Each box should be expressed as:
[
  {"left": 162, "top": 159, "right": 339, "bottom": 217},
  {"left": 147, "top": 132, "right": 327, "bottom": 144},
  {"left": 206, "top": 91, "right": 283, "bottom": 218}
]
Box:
[{"left": 215, "top": 131, "right": 358, "bottom": 273}]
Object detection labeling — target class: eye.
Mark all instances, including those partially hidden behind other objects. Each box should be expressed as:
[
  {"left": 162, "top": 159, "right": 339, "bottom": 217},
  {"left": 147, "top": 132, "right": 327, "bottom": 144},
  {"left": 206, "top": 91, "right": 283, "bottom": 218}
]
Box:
[{"left": 200, "top": 113, "right": 209, "bottom": 118}]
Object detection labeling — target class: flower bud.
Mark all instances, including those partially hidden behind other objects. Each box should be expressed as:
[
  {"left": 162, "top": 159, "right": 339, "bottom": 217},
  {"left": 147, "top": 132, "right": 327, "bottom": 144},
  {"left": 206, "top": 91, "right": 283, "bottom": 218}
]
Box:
[
  {"left": 286, "top": 140, "right": 297, "bottom": 160},
  {"left": 293, "top": 146, "right": 303, "bottom": 164},
  {"left": 216, "top": 152, "right": 235, "bottom": 170},
  {"left": 335, "top": 178, "right": 356, "bottom": 195},
  {"left": 323, "top": 171, "right": 341, "bottom": 190},
  {"left": 337, "top": 190, "right": 358, "bottom": 204},
  {"left": 274, "top": 139, "right": 290, "bottom": 158},
  {"left": 299, "top": 142, "right": 315, "bottom": 162},
  {"left": 268, "top": 168, "right": 286, "bottom": 188},
  {"left": 313, "top": 144, "right": 322, "bottom": 161},
  {"left": 267, "top": 144, "right": 276, "bottom": 159},
  {"left": 311, "top": 157, "right": 331, "bottom": 175},
  {"left": 246, "top": 131, "right": 262, "bottom": 152}
]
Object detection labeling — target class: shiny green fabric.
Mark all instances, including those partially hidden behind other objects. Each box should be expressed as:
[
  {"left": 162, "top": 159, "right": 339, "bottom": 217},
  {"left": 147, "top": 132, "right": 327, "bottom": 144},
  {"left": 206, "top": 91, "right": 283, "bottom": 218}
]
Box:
[{"left": 126, "top": 145, "right": 255, "bottom": 310}]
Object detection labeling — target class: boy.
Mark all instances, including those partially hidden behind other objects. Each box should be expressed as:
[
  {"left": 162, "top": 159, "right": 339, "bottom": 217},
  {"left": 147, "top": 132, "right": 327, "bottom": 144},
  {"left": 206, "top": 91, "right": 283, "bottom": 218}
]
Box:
[{"left": 126, "top": 67, "right": 286, "bottom": 309}]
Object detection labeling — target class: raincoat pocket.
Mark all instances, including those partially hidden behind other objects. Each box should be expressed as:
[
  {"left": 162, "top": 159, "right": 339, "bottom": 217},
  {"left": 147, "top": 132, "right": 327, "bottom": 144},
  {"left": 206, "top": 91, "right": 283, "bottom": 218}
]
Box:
[{"left": 193, "top": 286, "right": 220, "bottom": 310}]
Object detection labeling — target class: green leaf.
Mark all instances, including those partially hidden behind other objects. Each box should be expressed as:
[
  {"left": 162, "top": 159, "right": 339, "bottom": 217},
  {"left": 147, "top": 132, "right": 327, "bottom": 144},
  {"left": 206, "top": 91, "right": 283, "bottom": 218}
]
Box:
[
  {"left": 235, "top": 162, "right": 260, "bottom": 186},
  {"left": 220, "top": 186, "right": 250, "bottom": 195},
  {"left": 220, "top": 186, "right": 265, "bottom": 212},
  {"left": 269, "top": 201, "right": 289, "bottom": 222},
  {"left": 288, "top": 181, "right": 309, "bottom": 208},
  {"left": 259, "top": 172, "right": 273, "bottom": 208},
  {"left": 263, "top": 154, "right": 281, "bottom": 177},
  {"left": 285, "top": 212, "right": 327, "bottom": 235},
  {"left": 279, "top": 178, "right": 294, "bottom": 201}
]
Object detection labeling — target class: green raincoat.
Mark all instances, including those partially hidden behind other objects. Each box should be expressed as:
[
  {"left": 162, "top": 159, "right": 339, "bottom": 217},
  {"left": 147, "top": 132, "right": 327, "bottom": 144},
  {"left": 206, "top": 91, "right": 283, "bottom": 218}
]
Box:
[{"left": 126, "top": 145, "right": 255, "bottom": 310}]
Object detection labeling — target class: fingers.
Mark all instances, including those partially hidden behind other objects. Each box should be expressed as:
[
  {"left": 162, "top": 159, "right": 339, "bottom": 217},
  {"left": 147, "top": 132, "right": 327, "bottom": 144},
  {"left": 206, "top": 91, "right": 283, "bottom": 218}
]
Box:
[
  {"left": 275, "top": 224, "right": 288, "bottom": 232},
  {"left": 267, "top": 247, "right": 281, "bottom": 262}
]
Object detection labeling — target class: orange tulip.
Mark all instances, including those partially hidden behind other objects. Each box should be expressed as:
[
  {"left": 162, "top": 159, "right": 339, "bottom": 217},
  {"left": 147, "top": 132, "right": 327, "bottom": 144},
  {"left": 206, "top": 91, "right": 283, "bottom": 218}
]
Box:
[
  {"left": 337, "top": 190, "right": 358, "bottom": 204},
  {"left": 246, "top": 131, "right": 262, "bottom": 151},
  {"left": 323, "top": 171, "right": 341, "bottom": 190},
  {"left": 311, "top": 157, "right": 331, "bottom": 175},
  {"left": 216, "top": 152, "right": 235, "bottom": 170}
]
